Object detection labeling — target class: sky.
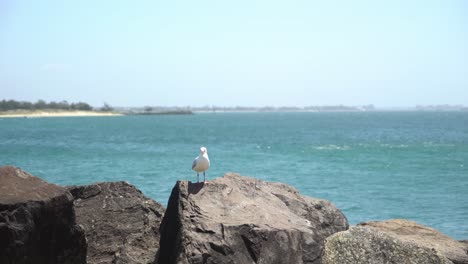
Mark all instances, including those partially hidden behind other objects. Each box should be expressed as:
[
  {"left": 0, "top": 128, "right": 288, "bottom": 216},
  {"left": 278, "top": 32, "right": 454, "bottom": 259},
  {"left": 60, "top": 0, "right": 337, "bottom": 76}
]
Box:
[{"left": 1, "top": 0, "right": 467, "bottom": 107}]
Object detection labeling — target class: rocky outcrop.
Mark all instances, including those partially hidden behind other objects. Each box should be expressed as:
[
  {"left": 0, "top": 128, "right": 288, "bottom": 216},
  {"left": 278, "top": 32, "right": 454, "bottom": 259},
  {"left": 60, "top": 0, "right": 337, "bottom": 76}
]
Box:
[
  {"left": 4, "top": 165, "right": 465, "bottom": 264},
  {"left": 0, "top": 166, "right": 86, "bottom": 264},
  {"left": 322, "top": 219, "right": 468, "bottom": 264},
  {"left": 157, "top": 173, "right": 349, "bottom": 264},
  {"left": 68, "top": 182, "right": 166, "bottom": 264}
]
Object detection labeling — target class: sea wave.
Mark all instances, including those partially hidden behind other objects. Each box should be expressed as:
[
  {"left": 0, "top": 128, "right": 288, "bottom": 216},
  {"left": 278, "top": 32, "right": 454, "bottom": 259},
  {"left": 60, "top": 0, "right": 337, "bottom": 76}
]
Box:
[
  {"left": 422, "top": 142, "right": 455, "bottom": 147},
  {"left": 313, "top": 145, "right": 351, "bottom": 151},
  {"left": 379, "top": 144, "right": 409, "bottom": 149}
]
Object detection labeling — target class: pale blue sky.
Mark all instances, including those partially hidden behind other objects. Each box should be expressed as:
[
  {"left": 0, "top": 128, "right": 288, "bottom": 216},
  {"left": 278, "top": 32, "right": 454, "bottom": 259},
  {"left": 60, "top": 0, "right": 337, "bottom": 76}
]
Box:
[{"left": 1, "top": 0, "right": 467, "bottom": 107}]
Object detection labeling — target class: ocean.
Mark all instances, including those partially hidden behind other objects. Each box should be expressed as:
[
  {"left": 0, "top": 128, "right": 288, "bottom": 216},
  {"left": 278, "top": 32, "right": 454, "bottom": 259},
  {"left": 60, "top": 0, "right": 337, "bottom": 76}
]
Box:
[{"left": 1, "top": 112, "right": 467, "bottom": 239}]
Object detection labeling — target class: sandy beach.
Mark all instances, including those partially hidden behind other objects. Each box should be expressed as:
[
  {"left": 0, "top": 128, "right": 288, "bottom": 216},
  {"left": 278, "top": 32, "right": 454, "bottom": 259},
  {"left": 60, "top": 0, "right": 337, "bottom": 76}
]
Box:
[{"left": 0, "top": 110, "right": 122, "bottom": 118}]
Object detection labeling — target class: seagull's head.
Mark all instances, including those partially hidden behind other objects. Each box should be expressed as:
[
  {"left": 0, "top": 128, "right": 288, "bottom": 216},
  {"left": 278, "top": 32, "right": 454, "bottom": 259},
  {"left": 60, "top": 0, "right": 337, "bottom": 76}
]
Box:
[{"left": 200, "top": 147, "right": 207, "bottom": 154}]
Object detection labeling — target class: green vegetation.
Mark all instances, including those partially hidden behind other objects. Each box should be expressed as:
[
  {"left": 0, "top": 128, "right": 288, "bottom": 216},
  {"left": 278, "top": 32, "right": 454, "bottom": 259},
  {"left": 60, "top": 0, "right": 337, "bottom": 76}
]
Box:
[{"left": 0, "top": 99, "right": 92, "bottom": 111}]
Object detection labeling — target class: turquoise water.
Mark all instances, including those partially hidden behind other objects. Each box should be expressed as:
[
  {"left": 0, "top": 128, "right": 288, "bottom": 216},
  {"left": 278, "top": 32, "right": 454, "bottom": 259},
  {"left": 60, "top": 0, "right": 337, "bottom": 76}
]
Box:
[{"left": 1, "top": 112, "right": 467, "bottom": 239}]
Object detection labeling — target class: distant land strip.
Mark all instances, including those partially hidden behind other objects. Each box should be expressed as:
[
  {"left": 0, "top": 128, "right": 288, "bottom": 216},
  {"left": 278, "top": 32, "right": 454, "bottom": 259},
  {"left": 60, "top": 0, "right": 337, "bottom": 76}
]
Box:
[
  {"left": 0, "top": 99, "right": 120, "bottom": 118},
  {"left": 1, "top": 100, "right": 467, "bottom": 117},
  {"left": 0, "top": 110, "right": 121, "bottom": 118}
]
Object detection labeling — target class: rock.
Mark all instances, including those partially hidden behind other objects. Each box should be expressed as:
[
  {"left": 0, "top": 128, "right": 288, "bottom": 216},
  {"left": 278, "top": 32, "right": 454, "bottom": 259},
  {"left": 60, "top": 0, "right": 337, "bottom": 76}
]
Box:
[
  {"left": 157, "top": 173, "right": 349, "bottom": 264},
  {"left": 322, "top": 226, "right": 451, "bottom": 264},
  {"left": 322, "top": 219, "right": 468, "bottom": 264},
  {"left": 360, "top": 219, "right": 468, "bottom": 264},
  {"left": 68, "top": 181, "right": 166, "bottom": 264},
  {"left": 460, "top": 240, "right": 468, "bottom": 247},
  {"left": 0, "top": 166, "right": 87, "bottom": 264}
]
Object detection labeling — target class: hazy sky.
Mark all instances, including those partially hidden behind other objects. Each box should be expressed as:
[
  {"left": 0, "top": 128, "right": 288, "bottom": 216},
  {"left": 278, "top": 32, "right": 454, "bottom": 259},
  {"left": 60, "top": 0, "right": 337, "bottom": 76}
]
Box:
[{"left": 1, "top": 0, "right": 467, "bottom": 107}]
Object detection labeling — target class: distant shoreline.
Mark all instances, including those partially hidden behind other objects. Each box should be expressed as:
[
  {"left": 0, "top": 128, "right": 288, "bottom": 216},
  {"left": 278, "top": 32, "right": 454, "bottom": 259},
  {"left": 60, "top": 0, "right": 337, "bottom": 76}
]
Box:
[
  {"left": 1, "top": 109, "right": 467, "bottom": 118},
  {"left": 0, "top": 110, "right": 122, "bottom": 118},
  {"left": 127, "top": 110, "right": 193, "bottom": 115}
]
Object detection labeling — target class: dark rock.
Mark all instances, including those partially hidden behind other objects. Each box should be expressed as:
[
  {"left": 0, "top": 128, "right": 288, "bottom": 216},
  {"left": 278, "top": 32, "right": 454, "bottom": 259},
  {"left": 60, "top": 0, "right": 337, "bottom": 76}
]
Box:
[
  {"left": 323, "top": 219, "right": 468, "bottom": 264},
  {"left": 68, "top": 181, "right": 166, "bottom": 264},
  {"left": 0, "top": 166, "right": 87, "bottom": 264},
  {"left": 157, "top": 173, "right": 348, "bottom": 264}
]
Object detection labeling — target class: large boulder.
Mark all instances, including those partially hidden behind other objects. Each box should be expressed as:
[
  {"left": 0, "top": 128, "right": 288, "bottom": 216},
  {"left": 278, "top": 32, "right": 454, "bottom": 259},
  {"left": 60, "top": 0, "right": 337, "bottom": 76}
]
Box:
[
  {"left": 68, "top": 181, "right": 166, "bottom": 264},
  {"left": 157, "top": 173, "right": 349, "bottom": 264},
  {"left": 0, "top": 166, "right": 87, "bottom": 264},
  {"left": 360, "top": 220, "right": 468, "bottom": 263},
  {"left": 323, "top": 219, "right": 468, "bottom": 264}
]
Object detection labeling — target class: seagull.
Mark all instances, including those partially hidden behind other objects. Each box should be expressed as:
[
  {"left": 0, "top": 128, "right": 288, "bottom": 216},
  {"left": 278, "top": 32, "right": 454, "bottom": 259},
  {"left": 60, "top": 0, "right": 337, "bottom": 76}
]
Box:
[{"left": 192, "top": 147, "right": 210, "bottom": 183}]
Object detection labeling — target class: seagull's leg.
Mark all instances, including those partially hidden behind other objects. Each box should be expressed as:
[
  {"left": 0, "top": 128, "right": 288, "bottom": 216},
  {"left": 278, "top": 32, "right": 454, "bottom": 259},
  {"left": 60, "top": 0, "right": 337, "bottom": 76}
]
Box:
[
  {"left": 203, "top": 171, "right": 206, "bottom": 183},
  {"left": 197, "top": 173, "right": 199, "bottom": 183}
]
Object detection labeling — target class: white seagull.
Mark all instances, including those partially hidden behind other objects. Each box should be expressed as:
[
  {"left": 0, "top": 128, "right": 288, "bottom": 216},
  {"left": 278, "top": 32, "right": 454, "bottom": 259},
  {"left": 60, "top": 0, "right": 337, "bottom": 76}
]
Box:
[{"left": 192, "top": 147, "right": 210, "bottom": 183}]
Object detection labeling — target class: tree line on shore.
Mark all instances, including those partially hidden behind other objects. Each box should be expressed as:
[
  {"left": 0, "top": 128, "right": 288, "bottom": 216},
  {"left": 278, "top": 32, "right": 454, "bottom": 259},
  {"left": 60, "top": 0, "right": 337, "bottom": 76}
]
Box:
[{"left": 0, "top": 99, "right": 94, "bottom": 111}]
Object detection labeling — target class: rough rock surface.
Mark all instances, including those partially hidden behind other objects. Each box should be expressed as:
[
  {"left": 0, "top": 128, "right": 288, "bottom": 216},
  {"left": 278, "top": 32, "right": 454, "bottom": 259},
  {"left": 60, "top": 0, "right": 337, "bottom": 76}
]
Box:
[
  {"left": 157, "top": 173, "right": 349, "bottom": 264},
  {"left": 360, "top": 220, "right": 468, "bottom": 264},
  {"left": 460, "top": 240, "right": 468, "bottom": 247},
  {"left": 0, "top": 166, "right": 86, "bottom": 264},
  {"left": 68, "top": 181, "right": 166, "bottom": 264},
  {"left": 323, "top": 219, "right": 468, "bottom": 264}
]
